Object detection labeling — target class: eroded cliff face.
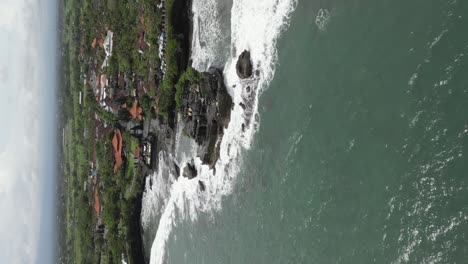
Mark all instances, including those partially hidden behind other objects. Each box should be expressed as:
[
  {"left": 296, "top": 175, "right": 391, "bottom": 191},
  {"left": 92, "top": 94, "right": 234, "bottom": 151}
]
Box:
[{"left": 179, "top": 68, "right": 233, "bottom": 168}]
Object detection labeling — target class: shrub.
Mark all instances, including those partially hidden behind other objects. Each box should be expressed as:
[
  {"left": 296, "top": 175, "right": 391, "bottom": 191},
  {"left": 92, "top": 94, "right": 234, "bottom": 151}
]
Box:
[{"left": 175, "top": 67, "right": 203, "bottom": 109}]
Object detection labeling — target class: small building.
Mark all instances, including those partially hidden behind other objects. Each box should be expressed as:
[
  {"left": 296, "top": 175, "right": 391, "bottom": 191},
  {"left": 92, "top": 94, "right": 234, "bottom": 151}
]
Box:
[
  {"left": 134, "top": 146, "right": 141, "bottom": 165},
  {"left": 128, "top": 99, "right": 144, "bottom": 121},
  {"left": 93, "top": 186, "right": 101, "bottom": 217},
  {"left": 103, "top": 30, "right": 113, "bottom": 57},
  {"left": 112, "top": 130, "right": 123, "bottom": 173},
  {"left": 140, "top": 140, "right": 152, "bottom": 165}
]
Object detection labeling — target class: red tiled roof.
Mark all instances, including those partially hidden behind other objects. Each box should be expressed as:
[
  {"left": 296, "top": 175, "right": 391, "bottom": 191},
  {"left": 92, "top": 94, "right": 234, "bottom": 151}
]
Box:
[
  {"left": 129, "top": 99, "right": 144, "bottom": 120},
  {"left": 134, "top": 147, "right": 140, "bottom": 159},
  {"left": 94, "top": 186, "right": 100, "bottom": 216},
  {"left": 112, "top": 130, "right": 123, "bottom": 173},
  {"left": 129, "top": 99, "right": 138, "bottom": 118}
]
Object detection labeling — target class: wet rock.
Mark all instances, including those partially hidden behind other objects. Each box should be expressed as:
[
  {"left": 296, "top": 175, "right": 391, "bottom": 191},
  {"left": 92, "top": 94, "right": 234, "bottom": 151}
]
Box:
[
  {"left": 173, "top": 162, "right": 180, "bottom": 179},
  {"left": 241, "top": 123, "right": 245, "bottom": 132},
  {"left": 236, "top": 50, "right": 253, "bottom": 79},
  {"left": 182, "top": 163, "right": 197, "bottom": 179},
  {"left": 239, "top": 102, "right": 246, "bottom": 110},
  {"left": 255, "top": 69, "right": 260, "bottom": 76},
  {"left": 198, "top": 180, "right": 206, "bottom": 192}
]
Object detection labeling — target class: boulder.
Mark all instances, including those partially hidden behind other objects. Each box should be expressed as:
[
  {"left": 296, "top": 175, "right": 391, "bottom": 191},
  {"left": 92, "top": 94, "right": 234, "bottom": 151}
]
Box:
[
  {"left": 239, "top": 102, "right": 246, "bottom": 110},
  {"left": 182, "top": 163, "right": 197, "bottom": 179},
  {"left": 198, "top": 180, "right": 206, "bottom": 192},
  {"left": 236, "top": 50, "right": 253, "bottom": 79},
  {"left": 173, "top": 162, "right": 180, "bottom": 179}
]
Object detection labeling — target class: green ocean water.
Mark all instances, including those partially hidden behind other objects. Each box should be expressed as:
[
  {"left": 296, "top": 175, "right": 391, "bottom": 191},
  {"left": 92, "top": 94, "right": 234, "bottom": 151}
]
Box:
[{"left": 165, "top": 0, "right": 468, "bottom": 263}]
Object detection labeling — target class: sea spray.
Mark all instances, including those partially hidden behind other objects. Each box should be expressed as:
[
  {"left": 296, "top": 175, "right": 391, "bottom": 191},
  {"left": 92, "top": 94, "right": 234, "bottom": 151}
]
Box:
[
  {"left": 141, "top": 0, "right": 298, "bottom": 263},
  {"left": 191, "top": 0, "right": 232, "bottom": 70}
]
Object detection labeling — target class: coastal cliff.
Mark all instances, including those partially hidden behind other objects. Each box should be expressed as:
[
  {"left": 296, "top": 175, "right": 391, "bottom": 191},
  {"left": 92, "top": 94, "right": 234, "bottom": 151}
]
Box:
[{"left": 179, "top": 68, "right": 233, "bottom": 168}]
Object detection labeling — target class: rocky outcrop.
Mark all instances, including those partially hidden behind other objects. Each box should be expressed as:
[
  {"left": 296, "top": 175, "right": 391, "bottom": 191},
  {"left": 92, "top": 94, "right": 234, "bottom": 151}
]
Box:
[
  {"left": 182, "top": 162, "right": 197, "bottom": 179},
  {"left": 180, "top": 68, "right": 233, "bottom": 168},
  {"left": 173, "top": 162, "right": 180, "bottom": 178},
  {"left": 236, "top": 50, "right": 253, "bottom": 79},
  {"left": 198, "top": 180, "right": 206, "bottom": 192}
]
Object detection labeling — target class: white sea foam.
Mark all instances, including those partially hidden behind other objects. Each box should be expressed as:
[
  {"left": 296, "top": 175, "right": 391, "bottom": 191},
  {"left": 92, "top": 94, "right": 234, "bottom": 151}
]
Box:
[
  {"left": 191, "top": 0, "right": 232, "bottom": 70},
  {"left": 315, "top": 9, "right": 330, "bottom": 31},
  {"left": 142, "top": 0, "right": 297, "bottom": 263}
]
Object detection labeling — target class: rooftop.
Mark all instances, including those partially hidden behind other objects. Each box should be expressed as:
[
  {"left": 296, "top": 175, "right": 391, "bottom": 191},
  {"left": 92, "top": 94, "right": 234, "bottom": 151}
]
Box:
[{"left": 112, "top": 129, "right": 123, "bottom": 173}]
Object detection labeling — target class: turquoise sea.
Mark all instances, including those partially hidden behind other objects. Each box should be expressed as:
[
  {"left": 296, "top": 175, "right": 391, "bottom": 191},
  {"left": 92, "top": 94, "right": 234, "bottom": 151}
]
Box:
[{"left": 144, "top": 0, "right": 468, "bottom": 263}]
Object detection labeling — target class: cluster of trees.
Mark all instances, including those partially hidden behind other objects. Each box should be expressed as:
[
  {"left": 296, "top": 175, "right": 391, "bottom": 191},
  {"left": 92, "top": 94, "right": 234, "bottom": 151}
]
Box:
[
  {"left": 57, "top": 1, "right": 99, "bottom": 262},
  {"left": 157, "top": 0, "right": 193, "bottom": 122},
  {"left": 58, "top": 0, "right": 196, "bottom": 262},
  {"left": 175, "top": 66, "right": 203, "bottom": 109},
  {"left": 97, "top": 131, "right": 145, "bottom": 263},
  {"left": 157, "top": 36, "right": 182, "bottom": 121},
  {"left": 104, "top": 0, "right": 164, "bottom": 98}
]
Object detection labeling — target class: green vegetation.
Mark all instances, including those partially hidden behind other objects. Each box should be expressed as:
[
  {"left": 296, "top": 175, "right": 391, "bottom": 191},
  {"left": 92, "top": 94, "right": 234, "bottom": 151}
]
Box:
[
  {"left": 58, "top": 0, "right": 195, "bottom": 261},
  {"left": 156, "top": 0, "right": 180, "bottom": 120},
  {"left": 58, "top": 0, "right": 164, "bottom": 263},
  {"left": 96, "top": 132, "right": 144, "bottom": 263},
  {"left": 175, "top": 67, "right": 204, "bottom": 109},
  {"left": 58, "top": 1, "right": 97, "bottom": 261},
  {"left": 156, "top": 0, "right": 192, "bottom": 121},
  {"left": 157, "top": 38, "right": 179, "bottom": 120}
]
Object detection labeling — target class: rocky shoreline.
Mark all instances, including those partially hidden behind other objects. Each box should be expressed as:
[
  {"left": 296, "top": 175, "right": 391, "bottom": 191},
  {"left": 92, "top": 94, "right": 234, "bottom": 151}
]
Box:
[
  {"left": 150, "top": 29, "right": 252, "bottom": 176},
  {"left": 154, "top": 52, "right": 253, "bottom": 182},
  {"left": 140, "top": 0, "right": 253, "bottom": 261},
  {"left": 131, "top": 1, "right": 255, "bottom": 259}
]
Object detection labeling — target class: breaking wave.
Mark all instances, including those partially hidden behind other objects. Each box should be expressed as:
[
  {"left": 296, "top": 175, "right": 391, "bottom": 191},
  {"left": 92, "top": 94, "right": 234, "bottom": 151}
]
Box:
[{"left": 141, "top": 0, "right": 297, "bottom": 263}]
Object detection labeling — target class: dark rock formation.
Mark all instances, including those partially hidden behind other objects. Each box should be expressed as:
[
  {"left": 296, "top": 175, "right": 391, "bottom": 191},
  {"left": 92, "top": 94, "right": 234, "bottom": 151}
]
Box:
[
  {"left": 182, "top": 162, "right": 197, "bottom": 179},
  {"left": 239, "top": 102, "right": 246, "bottom": 110},
  {"left": 173, "top": 162, "right": 180, "bottom": 178},
  {"left": 180, "top": 68, "right": 233, "bottom": 168},
  {"left": 236, "top": 50, "right": 253, "bottom": 79},
  {"left": 198, "top": 180, "right": 206, "bottom": 192}
]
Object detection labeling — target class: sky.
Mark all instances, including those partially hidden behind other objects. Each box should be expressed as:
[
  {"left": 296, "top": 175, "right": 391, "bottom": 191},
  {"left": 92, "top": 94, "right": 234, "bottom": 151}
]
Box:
[{"left": 0, "top": 0, "right": 58, "bottom": 263}]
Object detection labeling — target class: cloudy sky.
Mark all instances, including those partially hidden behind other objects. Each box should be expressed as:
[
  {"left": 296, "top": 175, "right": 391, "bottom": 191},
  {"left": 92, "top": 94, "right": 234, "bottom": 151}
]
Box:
[{"left": 0, "top": 0, "right": 58, "bottom": 263}]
